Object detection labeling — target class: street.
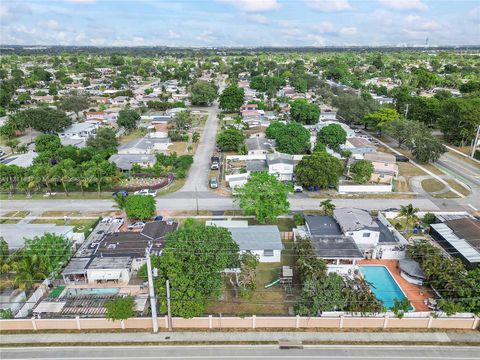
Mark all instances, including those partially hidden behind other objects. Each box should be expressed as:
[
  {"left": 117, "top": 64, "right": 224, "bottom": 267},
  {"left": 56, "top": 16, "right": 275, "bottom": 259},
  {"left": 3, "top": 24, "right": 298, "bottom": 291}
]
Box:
[
  {"left": 0, "top": 197, "right": 441, "bottom": 215},
  {"left": 1, "top": 345, "right": 479, "bottom": 360}
]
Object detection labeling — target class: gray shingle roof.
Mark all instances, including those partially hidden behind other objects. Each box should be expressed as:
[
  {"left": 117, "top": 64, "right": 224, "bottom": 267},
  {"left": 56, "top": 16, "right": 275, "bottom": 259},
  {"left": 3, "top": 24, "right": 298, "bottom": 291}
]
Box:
[
  {"left": 108, "top": 154, "right": 155, "bottom": 171},
  {"left": 266, "top": 152, "right": 294, "bottom": 165},
  {"left": 305, "top": 216, "right": 342, "bottom": 236},
  {"left": 333, "top": 208, "right": 377, "bottom": 232},
  {"left": 399, "top": 258, "right": 425, "bottom": 279},
  {"left": 227, "top": 225, "right": 283, "bottom": 251}
]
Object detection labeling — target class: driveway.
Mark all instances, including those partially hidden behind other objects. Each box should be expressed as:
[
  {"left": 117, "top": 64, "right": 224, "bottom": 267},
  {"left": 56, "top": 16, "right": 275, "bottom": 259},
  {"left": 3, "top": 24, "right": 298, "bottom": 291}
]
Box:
[{"left": 179, "top": 104, "right": 221, "bottom": 193}]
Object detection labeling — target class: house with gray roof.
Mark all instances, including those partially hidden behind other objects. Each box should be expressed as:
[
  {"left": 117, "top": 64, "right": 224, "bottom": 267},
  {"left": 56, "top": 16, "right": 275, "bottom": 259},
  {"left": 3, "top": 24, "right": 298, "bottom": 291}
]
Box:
[
  {"left": 108, "top": 153, "right": 156, "bottom": 172},
  {"left": 117, "top": 136, "right": 171, "bottom": 155},
  {"left": 206, "top": 221, "right": 283, "bottom": 262},
  {"left": 245, "top": 137, "right": 275, "bottom": 155},
  {"left": 266, "top": 153, "right": 294, "bottom": 181}
]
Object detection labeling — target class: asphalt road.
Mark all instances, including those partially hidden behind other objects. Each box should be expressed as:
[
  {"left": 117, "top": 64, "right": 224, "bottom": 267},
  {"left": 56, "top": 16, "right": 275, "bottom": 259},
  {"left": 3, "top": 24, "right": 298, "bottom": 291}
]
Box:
[
  {"left": 0, "top": 197, "right": 441, "bottom": 215},
  {"left": 181, "top": 104, "right": 221, "bottom": 193},
  {"left": 1, "top": 345, "right": 479, "bottom": 360}
]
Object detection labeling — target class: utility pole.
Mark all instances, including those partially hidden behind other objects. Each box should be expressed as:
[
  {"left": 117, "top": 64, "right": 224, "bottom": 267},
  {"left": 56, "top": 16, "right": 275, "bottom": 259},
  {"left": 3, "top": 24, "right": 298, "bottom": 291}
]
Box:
[
  {"left": 471, "top": 124, "right": 480, "bottom": 158},
  {"left": 404, "top": 103, "right": 409, "bottom": 119},
  {"left": 166, "top": 279, "right": 172, "bottom": 331},
  {"left": 146, "top": 251, "right": 158, "bottom": 333}
]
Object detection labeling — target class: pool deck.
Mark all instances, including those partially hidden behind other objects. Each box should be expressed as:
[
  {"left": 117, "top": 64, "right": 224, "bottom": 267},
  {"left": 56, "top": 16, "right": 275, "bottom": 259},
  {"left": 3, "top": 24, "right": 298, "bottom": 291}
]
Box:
[{"left": 359, "top": 259, "right": 430, "bottom": 311}]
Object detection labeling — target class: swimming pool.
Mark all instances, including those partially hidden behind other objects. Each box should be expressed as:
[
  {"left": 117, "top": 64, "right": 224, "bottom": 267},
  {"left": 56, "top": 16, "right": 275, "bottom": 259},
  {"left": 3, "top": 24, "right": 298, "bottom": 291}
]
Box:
[
  {"left": 65, "top": 288, "right": 119, "bottom": 297},
  {"left": 359, "top": 266, "right": 412, "bottom": 310}
]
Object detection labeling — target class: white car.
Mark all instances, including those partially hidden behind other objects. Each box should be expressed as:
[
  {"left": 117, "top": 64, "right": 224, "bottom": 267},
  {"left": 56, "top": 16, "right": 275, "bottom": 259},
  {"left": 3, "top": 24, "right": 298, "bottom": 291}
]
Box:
[
  {"left": 293, "top": 183, "right": 303, "bottom": 193},
  {"left": 128, "top": 221, "right": 145, "bottom": 230},
  {"left": 134, "top": 189, "right": 157, "bottom": 196}
]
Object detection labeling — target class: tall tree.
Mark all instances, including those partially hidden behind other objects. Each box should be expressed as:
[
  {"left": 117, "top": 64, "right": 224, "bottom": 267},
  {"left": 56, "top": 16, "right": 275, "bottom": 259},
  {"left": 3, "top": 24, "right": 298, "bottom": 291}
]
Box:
[
  {"left": 350, "top": 159, "right": 374, "bottom": 184},
  {"left": 190, "top": 80, "right": 218, "bottom": 105},
  {"left": 58, "top": 91, "right": 90, "bottom": 119},
  {"left": 141, "top": 220, "right": 240, "bottom": 318},
  {"left": 317, "top": 124, "right": 347, "bottom": 150},
  {"left": 219, "top": 85, "right": 245, "bottom": 112},
  {"left": 320, "top": 199, "right": 335, "bottom": 216},
  {"left": 234, "top": 172, "right": 290, "bottom": 223},
  {"left": 125, "top": 195, "right": 156, "bottom": 220},
  {"left": 117, "top": 109, "right": 140, "bottom": 131},
  {"left": 294, "top": 152, "right": 343, "bottom": 189},
  {"left": 290, "top": 99, "right": 320, "bottom": 125}
]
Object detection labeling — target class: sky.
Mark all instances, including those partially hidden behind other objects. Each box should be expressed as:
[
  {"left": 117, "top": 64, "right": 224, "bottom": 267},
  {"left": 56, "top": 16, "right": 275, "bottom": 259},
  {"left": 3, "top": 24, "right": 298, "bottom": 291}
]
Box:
[{"left": 0, "top": 0, "right": 479, "bottom": 47}]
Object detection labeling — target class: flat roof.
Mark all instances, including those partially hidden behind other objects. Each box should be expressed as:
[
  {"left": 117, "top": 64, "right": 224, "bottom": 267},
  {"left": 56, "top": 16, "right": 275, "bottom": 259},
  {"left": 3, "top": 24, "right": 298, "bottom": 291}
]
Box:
[
  {"left": 304, "top": 216, "right": 342, "bottom": 236},
  {"left": 141, "top": 220, "right": 178, "bottom": 241},
  {"left": 88, "top": 256, "right": 132, "bottom": 269},
  {"left": 310, "top": 235, "right": 364, "bottom": 259},
  {"left": 445, "top": 218, "right": 480, "bottom": 249},
  {"left": 246, "top": 159, "right": 268, "bottom": 172},
  {"left": 97, "top": 232, "right": 164, "bottom": 257},
  {"left": 61, "top": 257, "right": 90, "bottom": 275},
  {"left": 0, "top": 224, "right": 74, "bottom": 250},
  {"left": 431, "top": 223, "right": 480, "bottom": 263}
]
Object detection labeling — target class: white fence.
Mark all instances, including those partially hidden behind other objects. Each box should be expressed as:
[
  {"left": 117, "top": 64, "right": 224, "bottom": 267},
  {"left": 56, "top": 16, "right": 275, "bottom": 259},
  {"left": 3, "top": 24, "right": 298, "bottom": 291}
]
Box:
[
  {"left": 338, "top": 183, "right": 392, "bottom": 193},
  {"left": 15, "top": 279, "right": 51, "bottom": 318}
]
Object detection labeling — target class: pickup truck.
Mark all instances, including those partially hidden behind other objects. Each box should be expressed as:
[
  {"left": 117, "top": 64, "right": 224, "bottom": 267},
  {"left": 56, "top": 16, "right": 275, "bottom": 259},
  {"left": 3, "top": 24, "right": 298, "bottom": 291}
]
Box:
[{"left": 211, "top": 156, "right": 220, "bottom": 170}]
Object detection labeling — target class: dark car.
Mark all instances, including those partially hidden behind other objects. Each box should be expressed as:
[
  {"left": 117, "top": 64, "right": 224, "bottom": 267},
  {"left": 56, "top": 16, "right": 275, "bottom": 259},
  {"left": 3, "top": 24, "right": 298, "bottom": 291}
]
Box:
[
  {"left": 153, "top": 215, "right": 164, "bottom": 221},
  {"left": 395, "top": 155, "right": 410, "bottom": 162},
  {"left": 112, "top": 190, "right": 128, "bottom": 197}
]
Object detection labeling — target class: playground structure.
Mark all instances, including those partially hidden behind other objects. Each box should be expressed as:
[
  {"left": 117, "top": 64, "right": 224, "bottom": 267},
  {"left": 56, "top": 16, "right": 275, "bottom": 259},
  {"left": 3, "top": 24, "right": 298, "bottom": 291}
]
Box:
[{"left": 264, "top": 266, "right": 294, "bottom": 296}]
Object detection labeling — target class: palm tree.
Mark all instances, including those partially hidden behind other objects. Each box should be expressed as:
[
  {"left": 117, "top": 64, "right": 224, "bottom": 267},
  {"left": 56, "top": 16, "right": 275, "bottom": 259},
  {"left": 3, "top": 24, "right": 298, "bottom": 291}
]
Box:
[
  {"left": 320, "top": 199, "right": 335, "bottom": 216},
  {"left": 397, "top": 204, "right": 419, "bottom": 234},
  {"left": 11, "top": 255, "right": 48, "bottom": 291}
]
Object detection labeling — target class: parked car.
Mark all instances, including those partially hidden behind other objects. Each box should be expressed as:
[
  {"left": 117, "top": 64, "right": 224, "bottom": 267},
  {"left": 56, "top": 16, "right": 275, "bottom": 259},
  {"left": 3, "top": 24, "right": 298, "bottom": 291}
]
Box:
[
  {"left": 209, "top": 177, "right": 218, "bottom": 189},
  {"left": 128, "top": 221, "right": 145, "bottom": 230},
  {"left": 211, "top": 156, "right": 220, "bottom": 170},
  {"left": 395, "top": 155, "right": 410, "bottom": 162},
  {"left": 112, "top": 190, "right": 128, "bottom": 197},
  {"left": 354, "top": 129, "right": 361, "bottom": 133},
  {"left": 153, "top": 215, "right": 164, "bottom": 221},
  {"left": 293, "top": 183, "right": 303, "bottom": 193},
  {"left": 134, "top": 189, "right": 157, "bottom": 196}
]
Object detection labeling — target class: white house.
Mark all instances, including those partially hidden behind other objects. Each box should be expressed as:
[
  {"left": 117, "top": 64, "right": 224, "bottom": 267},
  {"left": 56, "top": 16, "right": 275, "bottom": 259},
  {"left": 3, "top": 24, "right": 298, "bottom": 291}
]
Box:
[
  {"left": 206, "top": 220, "right": 283, "bottom": 263},
  {"left": 59, "top": 121, "right": 98, "bottom": 140},
  {"left": 333, "top": 208, "right": 380, "bottom": 253},
  {"left": 266, "top": 153, "right": 294, "bottom": 181}
]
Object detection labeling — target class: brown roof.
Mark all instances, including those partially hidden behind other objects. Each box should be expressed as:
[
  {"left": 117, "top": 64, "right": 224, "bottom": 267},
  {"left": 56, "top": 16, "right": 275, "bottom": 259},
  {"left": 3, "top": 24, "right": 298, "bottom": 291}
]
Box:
[
  {"left": 348, "top": 137, "right": 376, "bottom": 149},
  {"left": 96, "top": 232, "right": 164, "bottom": 258},
  {"left": 445, "top": 218, "right": 480, "bottom": 249}
]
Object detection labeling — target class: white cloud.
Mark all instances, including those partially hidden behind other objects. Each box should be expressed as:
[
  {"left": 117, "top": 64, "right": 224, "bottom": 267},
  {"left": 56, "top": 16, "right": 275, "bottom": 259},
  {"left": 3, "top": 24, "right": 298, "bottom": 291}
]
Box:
[
  {"left": 311, "top": 21, "right": 335, "bottom": 33},
  {"left": 340, "top": 27, "right": 357, "bottom": 35},
  {"left": 44, "top": 19, "right": 59, "bottom": 29},
  {"left": 220, "top": 0, "right": 280, "bottom": 12},
  {"left": 378, "top": 0, "right": 427, "bottom": 11},
  {"left": 306, "top": 34, "right": 326, "bottom": 46},
  {"left": 305, "top": 0, "right": 352, "bottom": 12},
  {"left": 168, "top": 30, "right": 181, "bottom": 39},
  {"left": 281, "top": 27, "right": 303, "bottom": 37},
  {"left": 245, "top": 13, "right": 268, "bottom": 24},
  {"left": 469, "top": 6, "right": 479, "bottom": 20},
  {"left": 0, "top": 5, "right": 11, "bottom": 17},
  {"left": 195, "top": 30, "right": 216, "bottom": 43},
  {"left": 405, "top": 15, "right": 441, "bottom": 31}
]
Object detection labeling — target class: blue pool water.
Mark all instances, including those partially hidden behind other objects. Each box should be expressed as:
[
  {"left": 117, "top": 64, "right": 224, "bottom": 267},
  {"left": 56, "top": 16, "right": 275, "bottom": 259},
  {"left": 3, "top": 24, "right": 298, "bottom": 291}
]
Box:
[
  {"left": 359, "top": 266, "right": 412, "bottom": 310},
  {"left": 66, "top": 288, "right": 119, "bottom": 297}
]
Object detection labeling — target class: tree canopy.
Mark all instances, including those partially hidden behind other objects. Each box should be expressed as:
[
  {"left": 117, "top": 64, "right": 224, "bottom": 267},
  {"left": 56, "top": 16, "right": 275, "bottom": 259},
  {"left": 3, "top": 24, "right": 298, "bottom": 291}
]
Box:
[
  {"left": 294, "top": 152, "right": 344, "bottom": 188},
  {"left": 125, "top": 195, "right": 156, "bottom": 220},
  {"left": 350, "top": 159, "right": 374, "bottom": 183},
  {"left": 219, "top": 85, "right": 245, "bottom": 112},
  {"left": 142, "top": 220, "right": 240, "bottom": 318},
  {"left": 105, "top": 296, "right": 135, "bottom": 321},
  {"left": 234, "top": 172, "right": 291, "bottom": 222},
  {"left": 266, "top": 121, "right": 311, "bottom": 155},
  {"left": 216, "top": 128, "right": 244, "bottom": 151},
  {"left": 117, "top": 109, "right": 140, "bottom": 131},
  {"left": 317, "top": 124, "right": 347, "bottom": 150},
  {"left": 190, "top": 80, "right": 218, "bottom": 105},
  {"left": 290, "top": 99, "right": 320, "bottom": 125}
]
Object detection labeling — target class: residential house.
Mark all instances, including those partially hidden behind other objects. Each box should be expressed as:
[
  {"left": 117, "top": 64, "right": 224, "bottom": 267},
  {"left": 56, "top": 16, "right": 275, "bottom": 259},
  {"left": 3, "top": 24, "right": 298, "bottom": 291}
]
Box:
[
  {"left": 303, "top": 215, "right": 363, "bottom": 275},
  {"left": 117, "top": 136, "right": 171, "bottom": 155},
  {"left": 245, "top": 137, "right": 275, "bottom": 155},
  {"left": 333, "top": 208, "right": 401, "bottom": 259},
  {"left": 206, "top": 220, "right": 283, "bottom": 262},
  {"left": 108, "top": 153, "right": 156, "bottom": 172},
  {"left": 111, "top": 96, "right": 128, "bottom": 105},
  {"left": 0, "top": 223, "right": 80, "bottom": 251},
  {"left": 59, "top": 121, "right": 98, "bottom": 144},
  {"left": 364, "top": 152, "right": 398, "bottom": 184},
  {"left": 1, "top": 151, "right": 37, "bottom": 168},
  {"left": 430, "top": 218, "right": 480, "bottom": 268},
  {"left": 266, "top": 153, "right": 294, "bottom": 181},
  {"left": 62, "top": 220, "right": 178, "bottom": 285},
  {"left": 341, "top": 137, "right": 376, "bottom": 156}
]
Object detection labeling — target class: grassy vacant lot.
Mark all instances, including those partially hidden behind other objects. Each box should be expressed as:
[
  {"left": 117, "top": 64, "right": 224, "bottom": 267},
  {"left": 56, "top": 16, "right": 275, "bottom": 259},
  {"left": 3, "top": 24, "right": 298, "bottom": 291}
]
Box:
[
  {"left": 206, "top": 239, "right": 297, "bottom": 316},
  {"left": 421, "top": 178, "right": 445, "bottom": 193}
]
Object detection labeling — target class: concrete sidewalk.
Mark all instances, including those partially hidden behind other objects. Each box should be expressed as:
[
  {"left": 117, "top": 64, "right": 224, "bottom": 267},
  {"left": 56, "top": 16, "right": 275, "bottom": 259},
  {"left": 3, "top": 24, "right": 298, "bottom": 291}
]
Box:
[{"left": 1, "top": 331, "right": 479, "bottom": 346}]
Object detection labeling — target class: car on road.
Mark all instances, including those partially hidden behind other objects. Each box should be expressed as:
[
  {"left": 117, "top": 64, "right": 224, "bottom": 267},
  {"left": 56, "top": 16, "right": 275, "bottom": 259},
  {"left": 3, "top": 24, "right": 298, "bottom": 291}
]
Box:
[
  {"left": 209, "top": 177, "right": 218, "bottom": 189},
  {"left": 354, "top": 129, "right": 361, "bottom": 133},
  {"left": 112, "top": 190, "right": 128, "bottom": 197},
  {"left": 128, "top": 221, "right": 145, "bottom": 230},
  {"left": 153, "top": 215, "right": 164, "bottom": 221},
  {"left": 134, "top": 189, "right": 157, "bottom": 196}
]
